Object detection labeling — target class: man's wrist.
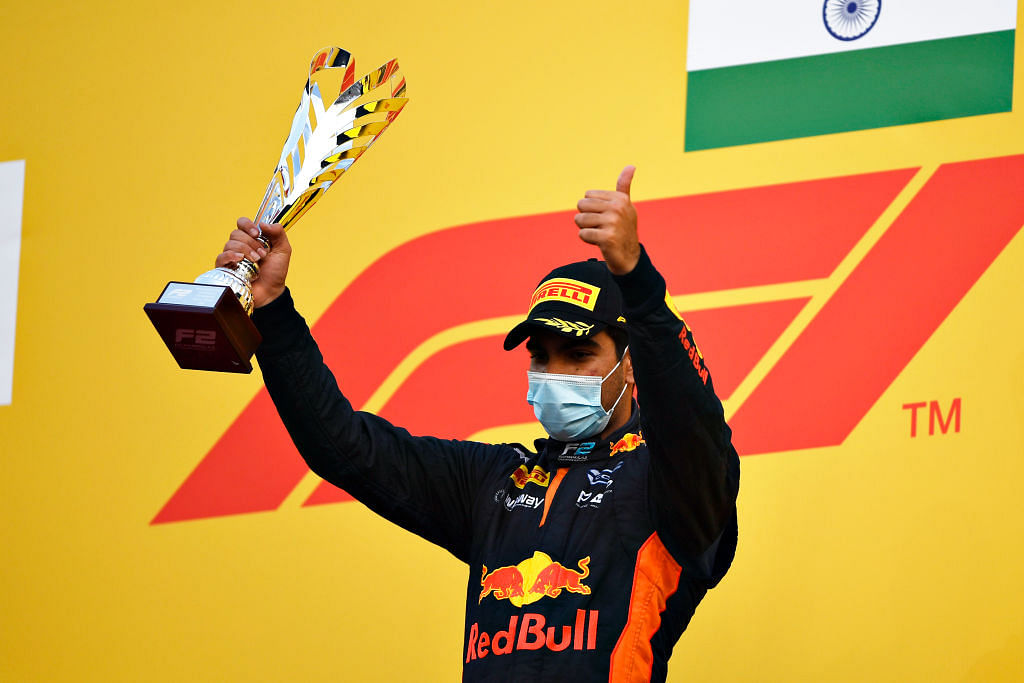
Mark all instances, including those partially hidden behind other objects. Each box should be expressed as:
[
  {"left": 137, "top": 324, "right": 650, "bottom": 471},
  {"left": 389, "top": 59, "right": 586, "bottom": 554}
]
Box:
[
  {"left": 255, "top": 287, "right": 286, "bottom": 310},
  {"left": 605, "top": 243, "right": 642, "bottom": 276},
  {"left": 612, "top": 244, "right": 663, "bottom": 315},
  {"left": 251, "top": 287, "right": 311, "bottom": 358}
]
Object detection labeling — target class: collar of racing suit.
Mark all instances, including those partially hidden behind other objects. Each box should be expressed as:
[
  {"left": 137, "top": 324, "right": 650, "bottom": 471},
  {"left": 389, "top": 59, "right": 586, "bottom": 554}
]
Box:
[{"left": 534, "top": 400, "right": 643, "bottom": 466}]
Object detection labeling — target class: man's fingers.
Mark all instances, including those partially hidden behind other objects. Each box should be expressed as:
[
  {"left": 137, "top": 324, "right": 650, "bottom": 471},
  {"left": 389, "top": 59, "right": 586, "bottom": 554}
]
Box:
[
  {"left": 577, "top": 227, "right": 603, "bottom": 245},
  {"left": 259, "top": 221, "right": 283, "bottom": 237},
  {"left": 237, "top": 217, "right": 284, "bottom": 243},
  {"left": 577, "top": 197, "right": 610, "bottom": 213},
  {"left": 616, "top": 165, "right": 636, "bottom": 196},
  {"left": 258, "top": 222, "right": 288, "bottom": 250},
  {"left": 229, "top": 228, "right": 259, "bottom": 244},
  {"left": 574, "top": 212, "right": 606, "bottom": 229},
  {"left": 583, "top": 167, "right": 636, "bottom": 202},
  {"left": 225, "top": 236, "right": 264, "bottom": 260},
  {"left": 215, "top": 251, "right": 246, "bottom": 268},
  {"left": 228, "top": 230, "right": 265, "bottom": 255},
  {"left": 237, "top": 216, "right": 258, "bottom": 235}
]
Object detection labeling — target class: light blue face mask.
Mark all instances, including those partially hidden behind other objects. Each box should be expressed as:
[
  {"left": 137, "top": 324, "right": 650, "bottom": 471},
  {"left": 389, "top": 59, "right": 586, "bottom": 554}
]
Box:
[{"left": 526, "top": 348, "right": 629, "bottom": 441}]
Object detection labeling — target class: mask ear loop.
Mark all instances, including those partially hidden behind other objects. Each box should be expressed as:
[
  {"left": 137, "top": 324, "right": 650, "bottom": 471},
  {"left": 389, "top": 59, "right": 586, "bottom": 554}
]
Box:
[
  {"left": 602, "top": 345, "right": 631, "bottom": 414},
  {"left": 601, "top": 345, "right": 630, "bottom": 382}
]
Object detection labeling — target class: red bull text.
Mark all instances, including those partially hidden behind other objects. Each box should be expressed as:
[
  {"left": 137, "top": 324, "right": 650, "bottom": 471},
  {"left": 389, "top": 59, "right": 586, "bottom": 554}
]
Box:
[{"left": 465, "top": 610, "right": 599, "bottom": 662}]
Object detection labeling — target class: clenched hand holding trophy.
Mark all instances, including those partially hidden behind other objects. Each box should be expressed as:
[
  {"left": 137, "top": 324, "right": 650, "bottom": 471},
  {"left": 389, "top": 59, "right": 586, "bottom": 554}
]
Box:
[{"left": 145, "top": 47, "right": 407, "bottom": 372}]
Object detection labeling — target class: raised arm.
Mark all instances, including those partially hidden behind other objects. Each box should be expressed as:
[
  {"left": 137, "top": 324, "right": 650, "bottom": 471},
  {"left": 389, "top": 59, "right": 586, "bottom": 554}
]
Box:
[
  {"left": 216, "top": 219, "right": 510, "bottom": 562},
  {"left": 575, "top": 169, "right": 740, "bottom": 572}
]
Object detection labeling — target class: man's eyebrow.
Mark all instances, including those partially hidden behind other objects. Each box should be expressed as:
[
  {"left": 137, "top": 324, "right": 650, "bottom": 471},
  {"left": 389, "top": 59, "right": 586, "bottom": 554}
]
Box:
[
  {"left": 558, "top": 337, "right": 601, "bottom": 351},
  {"left": 525, "top": 336, "right": 601, "bottom": 352}
]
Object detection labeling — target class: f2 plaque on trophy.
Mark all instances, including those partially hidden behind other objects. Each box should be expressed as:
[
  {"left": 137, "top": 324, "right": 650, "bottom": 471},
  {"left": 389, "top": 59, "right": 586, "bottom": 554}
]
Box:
[{"left": 144, "top": 47, "right": 407, "bottom": 372}]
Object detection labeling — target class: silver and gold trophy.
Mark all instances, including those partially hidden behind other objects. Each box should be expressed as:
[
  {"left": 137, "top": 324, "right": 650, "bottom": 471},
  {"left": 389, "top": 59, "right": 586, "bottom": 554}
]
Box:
[{"left": 145, "top": 47, "right": 407, "bottom": 372}]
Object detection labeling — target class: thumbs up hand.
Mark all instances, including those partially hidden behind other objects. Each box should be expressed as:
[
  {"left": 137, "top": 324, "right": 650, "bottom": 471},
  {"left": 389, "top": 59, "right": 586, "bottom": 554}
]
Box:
[{"left": 574, "top": 165, "right": 641, "bottom": 275}]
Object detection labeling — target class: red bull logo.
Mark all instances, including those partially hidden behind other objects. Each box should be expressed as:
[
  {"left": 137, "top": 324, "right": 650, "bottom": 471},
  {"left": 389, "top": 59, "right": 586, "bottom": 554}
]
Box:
[
  {"left": 479, "top": 565, "right": 525, "bottom": 602},
  {"left": 465, "top": 610, "right": 599, "bottom": 662},
  {"left": 509, "top": 465, "right": 550, "bottom": 489},
  {"left": 480, "top": 551, "right": 590, "bottom": 607},
  {"left": 609, "top": 432, "right": 645, "bottom": 457}
]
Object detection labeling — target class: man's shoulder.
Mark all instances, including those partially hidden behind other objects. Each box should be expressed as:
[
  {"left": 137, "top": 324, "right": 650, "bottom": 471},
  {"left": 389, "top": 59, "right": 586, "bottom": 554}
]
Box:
[
  {"left": 493, "top": 441, "right": 539, "bottom": 467},
  {"left": 458, "top": 440, "right": 540, "bottom": 471}
]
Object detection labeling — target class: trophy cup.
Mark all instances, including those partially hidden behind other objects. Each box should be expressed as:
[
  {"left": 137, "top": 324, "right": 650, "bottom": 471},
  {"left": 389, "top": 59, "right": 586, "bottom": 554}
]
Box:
[{"left": 144, "top": 47, "right": 407, "bottom": 373}]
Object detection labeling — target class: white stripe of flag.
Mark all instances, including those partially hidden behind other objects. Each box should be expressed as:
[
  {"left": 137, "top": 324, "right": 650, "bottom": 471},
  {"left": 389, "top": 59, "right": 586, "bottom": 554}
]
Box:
[{"left": 687, "top": 0, "right": 1018, "bottom": 71}]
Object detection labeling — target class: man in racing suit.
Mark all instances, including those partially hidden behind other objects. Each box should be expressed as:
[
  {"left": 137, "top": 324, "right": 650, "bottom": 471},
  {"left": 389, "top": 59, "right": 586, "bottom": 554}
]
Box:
[{"left": 217, "top": 166, "right": 739, "bottom": 681}]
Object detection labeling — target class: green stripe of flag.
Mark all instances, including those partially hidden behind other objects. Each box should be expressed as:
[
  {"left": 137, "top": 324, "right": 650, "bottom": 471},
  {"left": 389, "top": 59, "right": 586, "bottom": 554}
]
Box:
[{"left": 685, "top": 30, "right": 1015, "bottom": 151}]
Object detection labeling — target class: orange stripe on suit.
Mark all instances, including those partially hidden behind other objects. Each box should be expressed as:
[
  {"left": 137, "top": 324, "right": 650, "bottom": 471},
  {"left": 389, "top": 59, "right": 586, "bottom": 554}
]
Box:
[{"left": 609, "top": 533, "right": 683, "bottom": 682}]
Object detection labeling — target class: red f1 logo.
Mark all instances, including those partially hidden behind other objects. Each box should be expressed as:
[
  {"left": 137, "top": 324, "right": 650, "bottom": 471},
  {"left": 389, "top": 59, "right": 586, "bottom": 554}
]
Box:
[{"left": 153, "top": 154, "right": 1024, "bottom": 524}]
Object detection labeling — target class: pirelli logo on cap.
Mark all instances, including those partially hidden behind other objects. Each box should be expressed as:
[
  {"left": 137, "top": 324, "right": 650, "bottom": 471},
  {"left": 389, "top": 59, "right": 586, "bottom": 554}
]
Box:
[{"left": 529, "top": 278, "right": 600, "bottom": 313}]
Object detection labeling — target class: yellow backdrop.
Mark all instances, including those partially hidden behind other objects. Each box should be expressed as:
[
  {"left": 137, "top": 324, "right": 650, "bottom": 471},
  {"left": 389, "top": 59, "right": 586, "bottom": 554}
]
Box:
[{"left": 2, "top": 1, "right": 1022, "bottom": 681}]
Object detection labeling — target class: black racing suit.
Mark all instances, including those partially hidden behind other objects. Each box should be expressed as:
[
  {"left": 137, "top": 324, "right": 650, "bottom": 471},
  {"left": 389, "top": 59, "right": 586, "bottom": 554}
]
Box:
[{"left": 252, "top": 246, "right": 740, "bottom": 682}]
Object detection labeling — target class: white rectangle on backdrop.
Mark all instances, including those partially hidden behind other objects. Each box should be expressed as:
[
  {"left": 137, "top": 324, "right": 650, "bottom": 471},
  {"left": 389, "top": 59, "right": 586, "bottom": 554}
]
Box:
[{"left": 0, "top": 160, "right": 25, "bottom": 406}]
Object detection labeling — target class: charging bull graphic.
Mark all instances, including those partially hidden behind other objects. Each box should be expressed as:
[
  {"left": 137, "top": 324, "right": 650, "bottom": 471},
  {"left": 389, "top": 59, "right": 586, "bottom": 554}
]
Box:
[
  {"left": 480, "top": 552, "right": 591, "bottom": 607},
  {"left": 609, "top": 432, "right": 645, "bottom": 457},
  {"left": 479, "top": 565, "right": 526, "bottom": 603},
  {"left": 530, "top": 556, "right": 591, "bottom": 598}
]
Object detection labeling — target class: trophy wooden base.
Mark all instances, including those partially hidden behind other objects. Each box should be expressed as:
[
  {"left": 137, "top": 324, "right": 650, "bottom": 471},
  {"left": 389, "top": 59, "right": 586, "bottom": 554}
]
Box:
[{"left": 144, "top": 282, "right": 261, "bottom": 373}]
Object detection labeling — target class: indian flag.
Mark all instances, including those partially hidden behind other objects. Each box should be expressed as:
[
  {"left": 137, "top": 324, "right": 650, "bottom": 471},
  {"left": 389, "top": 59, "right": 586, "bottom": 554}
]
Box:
[{"left": 685, "top": 1, "right": 1017, "bottom": 150}]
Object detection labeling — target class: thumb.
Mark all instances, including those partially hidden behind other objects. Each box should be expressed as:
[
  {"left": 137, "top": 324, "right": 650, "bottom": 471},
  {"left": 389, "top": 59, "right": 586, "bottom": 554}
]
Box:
[
  {"left": 616, "top": 165, "right": 636, "bottom": 196},
  {"left": 259, "top": 222, "right": 289, "bottom": 251}
]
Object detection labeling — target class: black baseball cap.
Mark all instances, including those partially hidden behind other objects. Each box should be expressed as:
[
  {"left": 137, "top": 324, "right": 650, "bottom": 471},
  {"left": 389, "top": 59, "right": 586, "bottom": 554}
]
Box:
[{"left": 503, "top": 259, "right": 627, "bottom": 351}]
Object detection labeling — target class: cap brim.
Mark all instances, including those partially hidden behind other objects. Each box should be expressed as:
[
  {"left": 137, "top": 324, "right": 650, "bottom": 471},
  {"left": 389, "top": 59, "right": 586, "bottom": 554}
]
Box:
[{"left": 503, "top": 316, "right": 609, "bottom": 351}]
